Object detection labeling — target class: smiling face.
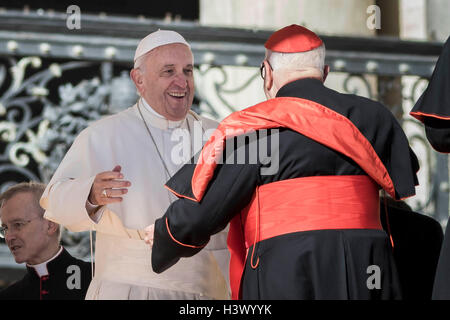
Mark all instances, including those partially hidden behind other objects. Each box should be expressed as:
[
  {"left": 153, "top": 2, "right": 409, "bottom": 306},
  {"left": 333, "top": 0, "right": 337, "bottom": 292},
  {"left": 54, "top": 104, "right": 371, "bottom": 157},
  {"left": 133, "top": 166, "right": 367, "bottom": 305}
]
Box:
[
  {"left": 0, "top": 192, "right": 55, "bottom": 264},
  {"left": 131, "top": 43, "right": 195, "bottom": 121}
]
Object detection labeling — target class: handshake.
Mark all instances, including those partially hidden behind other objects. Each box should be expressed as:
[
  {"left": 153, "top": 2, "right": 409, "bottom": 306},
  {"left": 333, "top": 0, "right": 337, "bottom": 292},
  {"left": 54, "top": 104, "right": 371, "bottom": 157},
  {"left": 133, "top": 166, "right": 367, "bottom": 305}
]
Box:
[{"left": 144, "top": 224, "right": 154, "bottom": 247}]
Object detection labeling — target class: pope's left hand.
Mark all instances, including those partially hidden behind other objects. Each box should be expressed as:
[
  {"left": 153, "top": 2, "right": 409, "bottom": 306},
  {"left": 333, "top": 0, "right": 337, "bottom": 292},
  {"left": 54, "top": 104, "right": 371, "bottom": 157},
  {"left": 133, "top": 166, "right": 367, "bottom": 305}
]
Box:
[{"left": 144, "top": 224, "right": 155, "bottom": 247}]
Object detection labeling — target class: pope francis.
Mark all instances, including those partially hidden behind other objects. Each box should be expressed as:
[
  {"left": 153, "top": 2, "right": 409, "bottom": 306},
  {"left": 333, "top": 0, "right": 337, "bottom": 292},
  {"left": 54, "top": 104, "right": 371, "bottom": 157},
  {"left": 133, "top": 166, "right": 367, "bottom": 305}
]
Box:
[{"left": 40, "top": 30, "right": 230, "bottom": 300}]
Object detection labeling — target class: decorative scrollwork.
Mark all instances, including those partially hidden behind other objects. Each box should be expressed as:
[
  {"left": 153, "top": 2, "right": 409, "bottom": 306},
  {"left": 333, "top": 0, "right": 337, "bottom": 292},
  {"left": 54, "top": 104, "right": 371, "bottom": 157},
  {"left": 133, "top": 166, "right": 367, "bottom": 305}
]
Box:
[
  {"left": 400, "top": 75, "right": 449, "bottom": 222},
  {"left": 0, "top": 57, "right": 106, "bottom": 186},
  {"left": 403, "top": 117, "right": 435, "bottom": 212},
  {"left": 342, "top": 73, "right": 374, "bottom": 99},
  {"left": 194, "top": 65, "right": 261, "bottom": 119},
  {"left": 0, "top": 56, "right": 134, "bottom": 258},
  {"left": 39, "top": 75, "right": 112, "bottom": 182}
]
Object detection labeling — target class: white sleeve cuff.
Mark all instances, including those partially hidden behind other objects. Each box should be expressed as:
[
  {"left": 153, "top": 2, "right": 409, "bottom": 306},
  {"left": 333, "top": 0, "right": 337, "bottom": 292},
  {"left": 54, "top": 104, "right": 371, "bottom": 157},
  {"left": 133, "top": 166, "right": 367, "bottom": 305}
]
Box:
[{"left": 85, "top": 200, "right": 104, "bottom": 223}]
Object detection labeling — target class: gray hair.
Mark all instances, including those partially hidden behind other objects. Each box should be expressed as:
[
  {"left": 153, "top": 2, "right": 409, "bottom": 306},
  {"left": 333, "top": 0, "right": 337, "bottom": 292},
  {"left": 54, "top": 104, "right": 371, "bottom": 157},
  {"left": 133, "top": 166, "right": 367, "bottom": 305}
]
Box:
[
  {"left": 132, "top": 53, "right": 149, "bottom": 98},
  {"left": 0, "top": 181, "right": 61, "bottom": 240},
  {"left": 266, "top": 43, "right": 326, "bottom": 77},
  {"left": 133, "top": 52, "right": 149, "bottom": 70},
  {"left": 0, "top": 181, "right": 46, "bottom": 213}
]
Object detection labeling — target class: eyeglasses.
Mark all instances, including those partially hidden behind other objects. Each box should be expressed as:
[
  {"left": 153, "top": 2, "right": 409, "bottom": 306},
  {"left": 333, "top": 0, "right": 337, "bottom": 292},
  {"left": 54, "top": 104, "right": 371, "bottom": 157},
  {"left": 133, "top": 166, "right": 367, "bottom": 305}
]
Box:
[
  {"left": 260, "top": 60, "right": 273, "bottom": 80},
  {"left": 0, "top": 217, "right": 41, "bottom": 238}
]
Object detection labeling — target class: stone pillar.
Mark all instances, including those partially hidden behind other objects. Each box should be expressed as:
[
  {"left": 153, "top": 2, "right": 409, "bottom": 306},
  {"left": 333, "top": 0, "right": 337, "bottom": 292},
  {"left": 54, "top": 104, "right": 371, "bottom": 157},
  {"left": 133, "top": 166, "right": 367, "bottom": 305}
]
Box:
[
  {"left": 400, "top": 0, "right": 427, "bottom": 39},
  {"left": 200, "top": 0, "right": 374, "bottom": 36},
  {"left": 426, "top": 0, "right": 450, "bottom": 41},
  {"left": 376, "top": 0, "right": 403, "bottom": 120}
]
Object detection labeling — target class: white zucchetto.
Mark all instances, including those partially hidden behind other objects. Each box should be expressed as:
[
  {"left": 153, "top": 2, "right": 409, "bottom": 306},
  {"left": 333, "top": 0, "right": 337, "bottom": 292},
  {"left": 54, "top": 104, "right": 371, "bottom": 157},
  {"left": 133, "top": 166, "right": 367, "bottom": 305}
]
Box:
[{"left": 134, "top": 29, "right": 190, "bottom": 63}]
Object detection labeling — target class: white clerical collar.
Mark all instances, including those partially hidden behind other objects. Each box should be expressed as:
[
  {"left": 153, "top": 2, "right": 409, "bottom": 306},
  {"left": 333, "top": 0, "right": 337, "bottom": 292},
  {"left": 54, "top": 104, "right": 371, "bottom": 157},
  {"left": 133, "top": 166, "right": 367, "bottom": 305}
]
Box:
[
  {"left": 140, "top": 98, "right": 186, "bottom": 130},
  {"left": 27, "top": 246, "right": 63, "bottom": 277}
]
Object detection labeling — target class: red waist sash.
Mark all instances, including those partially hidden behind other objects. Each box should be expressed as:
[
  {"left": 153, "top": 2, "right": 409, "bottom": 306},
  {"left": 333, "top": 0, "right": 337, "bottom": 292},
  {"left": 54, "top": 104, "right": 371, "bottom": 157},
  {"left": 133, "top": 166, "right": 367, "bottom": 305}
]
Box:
[{"left": 227, "top": 175, "right": 382, "bottom": 300}]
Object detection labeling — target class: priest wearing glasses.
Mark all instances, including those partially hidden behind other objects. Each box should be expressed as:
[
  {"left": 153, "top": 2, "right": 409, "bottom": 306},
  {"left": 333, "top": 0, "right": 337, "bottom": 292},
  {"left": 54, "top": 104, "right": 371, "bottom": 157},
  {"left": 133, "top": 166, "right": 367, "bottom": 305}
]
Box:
[
  {"left": 40, "top": 30, "right": 229, "bottom": 300},
  {"left": 0, "top": 182, "right": 91, "bottom": 300}
]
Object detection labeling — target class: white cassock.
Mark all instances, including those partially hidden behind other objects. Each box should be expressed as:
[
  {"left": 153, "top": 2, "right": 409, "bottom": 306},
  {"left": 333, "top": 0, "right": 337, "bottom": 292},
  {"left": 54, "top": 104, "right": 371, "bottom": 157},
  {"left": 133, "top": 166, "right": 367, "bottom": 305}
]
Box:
[{"left": 40, "top": 99, "right": 230, "bottom": 300}]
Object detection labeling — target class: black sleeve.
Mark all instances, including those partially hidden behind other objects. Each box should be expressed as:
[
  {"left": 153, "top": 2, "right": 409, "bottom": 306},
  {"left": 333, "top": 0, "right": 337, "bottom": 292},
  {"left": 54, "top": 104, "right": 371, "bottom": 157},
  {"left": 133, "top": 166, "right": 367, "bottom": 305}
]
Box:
[
  {"left": 424, "top": 117, "right": 450, "bottom": 153},
  {"left": 152, "top": 161, "right": 260, "bottom": 273}
]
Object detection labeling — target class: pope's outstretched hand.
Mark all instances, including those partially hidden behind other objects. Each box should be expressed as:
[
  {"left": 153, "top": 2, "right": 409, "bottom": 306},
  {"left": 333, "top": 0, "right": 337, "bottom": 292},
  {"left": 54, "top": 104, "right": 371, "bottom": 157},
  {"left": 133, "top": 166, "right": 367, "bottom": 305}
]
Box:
[{"left": 88, "top": 165, "right": 131, "bottom": 206}]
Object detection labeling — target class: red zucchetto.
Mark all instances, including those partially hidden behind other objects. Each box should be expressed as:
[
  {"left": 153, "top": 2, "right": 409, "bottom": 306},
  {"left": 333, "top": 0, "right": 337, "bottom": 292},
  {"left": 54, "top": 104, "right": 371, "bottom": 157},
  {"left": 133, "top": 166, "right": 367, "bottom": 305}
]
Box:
[{"left": 264, "top": 24, "right": 323, "bottom": 53}]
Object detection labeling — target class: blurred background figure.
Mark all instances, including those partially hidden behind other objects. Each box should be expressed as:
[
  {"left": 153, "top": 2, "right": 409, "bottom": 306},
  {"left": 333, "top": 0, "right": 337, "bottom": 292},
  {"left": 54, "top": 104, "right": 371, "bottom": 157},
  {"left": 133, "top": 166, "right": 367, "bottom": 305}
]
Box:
[{"left": 410, "top": 36, "right": 450, "bottom": 300}]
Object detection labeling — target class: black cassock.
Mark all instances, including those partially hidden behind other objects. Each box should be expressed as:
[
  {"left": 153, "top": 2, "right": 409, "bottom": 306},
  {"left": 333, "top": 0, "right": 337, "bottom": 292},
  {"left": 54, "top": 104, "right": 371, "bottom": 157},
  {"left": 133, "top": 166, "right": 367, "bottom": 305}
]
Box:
[
  {"left": 380, "top": 200, "right": 443, "bottom": 300},
  {"left": 152, "top": 78, "right": 419, "bottom": 300},
  {"left": 410, "top": 36, "right": 450, "bottom": 300},
  {"left": 0, "top": 247, "right": 92, "bottom": 300}
]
